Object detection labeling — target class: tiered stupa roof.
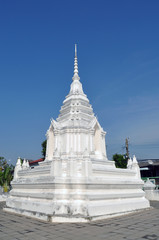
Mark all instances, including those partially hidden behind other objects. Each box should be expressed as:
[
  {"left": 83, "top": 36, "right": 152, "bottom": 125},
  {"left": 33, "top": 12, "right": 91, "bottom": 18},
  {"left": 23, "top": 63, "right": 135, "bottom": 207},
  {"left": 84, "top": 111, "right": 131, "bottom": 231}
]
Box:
[{"left": 56, "top": 44, "right": 95, "bottom": 128}]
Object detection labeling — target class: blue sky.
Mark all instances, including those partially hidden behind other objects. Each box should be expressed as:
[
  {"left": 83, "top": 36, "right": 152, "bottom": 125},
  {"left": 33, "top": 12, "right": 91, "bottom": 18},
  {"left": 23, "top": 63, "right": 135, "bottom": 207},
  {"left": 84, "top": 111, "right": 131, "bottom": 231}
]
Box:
[{"left": 0, "top": 0, "right": 159, "bottom": 165}]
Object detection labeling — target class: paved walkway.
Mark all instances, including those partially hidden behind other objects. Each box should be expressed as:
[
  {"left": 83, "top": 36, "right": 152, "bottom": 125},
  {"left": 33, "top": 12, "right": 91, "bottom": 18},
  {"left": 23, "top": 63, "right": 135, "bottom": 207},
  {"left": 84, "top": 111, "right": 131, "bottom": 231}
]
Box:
[{"left": 0, "top": 201, "right": 159, "bottom": 240}]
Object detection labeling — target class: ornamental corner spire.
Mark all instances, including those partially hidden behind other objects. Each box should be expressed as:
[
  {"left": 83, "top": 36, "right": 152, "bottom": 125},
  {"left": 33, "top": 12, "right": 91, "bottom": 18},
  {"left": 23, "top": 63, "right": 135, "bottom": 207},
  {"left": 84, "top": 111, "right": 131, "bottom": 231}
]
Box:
[{"left": 72, "top": 44, "right": 80, "bottom": 81}]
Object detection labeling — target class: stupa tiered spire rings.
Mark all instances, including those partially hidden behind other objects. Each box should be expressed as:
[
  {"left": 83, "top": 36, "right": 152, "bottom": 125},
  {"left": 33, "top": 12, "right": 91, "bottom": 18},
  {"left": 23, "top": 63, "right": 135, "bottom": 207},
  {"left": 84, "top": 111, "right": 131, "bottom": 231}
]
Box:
[{"left": 72, "top": 44, "right": 80, "bottom": 81}]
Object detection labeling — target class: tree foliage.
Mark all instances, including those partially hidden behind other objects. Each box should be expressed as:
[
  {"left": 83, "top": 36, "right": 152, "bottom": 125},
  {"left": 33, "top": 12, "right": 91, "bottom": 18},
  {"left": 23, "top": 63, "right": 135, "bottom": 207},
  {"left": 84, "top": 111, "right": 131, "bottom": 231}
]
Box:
[
  {"left": 0, "top": 157, "right": 8, "bottom": 169},
  {"left": 0, "top": 157, "right": 14, "bottom": 192},
  {"left": 112, "top": 154, "right": 128, "bottom": 169},
  {"left": 41, "top": 140, "right": 47, "bottom": 158}
]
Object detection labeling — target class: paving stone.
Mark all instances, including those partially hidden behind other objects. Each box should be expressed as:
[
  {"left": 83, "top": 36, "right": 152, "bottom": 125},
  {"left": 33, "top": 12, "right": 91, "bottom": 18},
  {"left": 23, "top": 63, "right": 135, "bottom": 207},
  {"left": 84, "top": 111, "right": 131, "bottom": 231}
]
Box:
[{"left": 0, "top": 201, "right": 159, "bottom": 240}]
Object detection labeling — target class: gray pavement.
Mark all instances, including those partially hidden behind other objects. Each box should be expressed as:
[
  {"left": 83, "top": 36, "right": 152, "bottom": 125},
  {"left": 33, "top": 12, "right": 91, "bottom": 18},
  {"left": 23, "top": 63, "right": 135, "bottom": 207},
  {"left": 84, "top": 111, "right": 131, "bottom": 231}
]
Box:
[{"left": 0, "top": 201, "right": 159, "bottom": 240}]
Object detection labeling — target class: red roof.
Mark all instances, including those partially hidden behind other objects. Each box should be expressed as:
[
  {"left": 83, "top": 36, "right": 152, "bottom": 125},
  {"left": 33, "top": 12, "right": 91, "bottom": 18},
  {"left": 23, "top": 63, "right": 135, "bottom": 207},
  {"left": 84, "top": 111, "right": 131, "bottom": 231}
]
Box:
[{"left": 29, "top": 158, "right": 44, "bottom": 165}]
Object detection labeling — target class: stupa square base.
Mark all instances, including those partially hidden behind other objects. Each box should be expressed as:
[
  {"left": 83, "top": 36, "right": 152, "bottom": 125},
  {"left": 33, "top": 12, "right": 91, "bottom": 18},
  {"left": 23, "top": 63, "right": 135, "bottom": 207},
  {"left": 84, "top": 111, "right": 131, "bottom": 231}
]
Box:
[
  {"left": 5, "top": 181, "right": 149, "bottom": 223},
  {"left": 4, "top": 197, "right": 149, "bottom": 222}
]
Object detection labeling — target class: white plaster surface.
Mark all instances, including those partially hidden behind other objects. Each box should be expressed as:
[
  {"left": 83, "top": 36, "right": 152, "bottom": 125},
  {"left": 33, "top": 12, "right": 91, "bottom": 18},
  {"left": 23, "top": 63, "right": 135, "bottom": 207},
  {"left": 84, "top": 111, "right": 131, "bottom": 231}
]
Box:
[
  {"left": 145, "top": 190, "right": 159, "bottom": 201},
  {"left": 0, "top": 194, "right": 8, "bottom": 202},
  {"left": 5, "top": 45, "right": 150, "bottom": 222}
]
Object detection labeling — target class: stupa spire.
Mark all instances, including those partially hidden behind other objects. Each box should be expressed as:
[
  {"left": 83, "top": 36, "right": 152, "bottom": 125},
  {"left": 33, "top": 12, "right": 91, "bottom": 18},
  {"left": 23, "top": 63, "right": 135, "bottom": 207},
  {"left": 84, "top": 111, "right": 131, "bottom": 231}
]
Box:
[
  {"left": 75, "top": 43, "right": 77, "bottom": 57},
  {"left": 72, "top": 44, "right": 80, "bottom": 81}
]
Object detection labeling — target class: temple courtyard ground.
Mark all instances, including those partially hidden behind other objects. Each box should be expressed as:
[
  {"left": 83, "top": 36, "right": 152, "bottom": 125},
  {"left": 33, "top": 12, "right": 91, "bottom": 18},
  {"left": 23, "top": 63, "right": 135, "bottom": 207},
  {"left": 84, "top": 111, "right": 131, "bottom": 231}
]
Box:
[{"left": 0, "top": 201, "right": 159, "bottom": 240}]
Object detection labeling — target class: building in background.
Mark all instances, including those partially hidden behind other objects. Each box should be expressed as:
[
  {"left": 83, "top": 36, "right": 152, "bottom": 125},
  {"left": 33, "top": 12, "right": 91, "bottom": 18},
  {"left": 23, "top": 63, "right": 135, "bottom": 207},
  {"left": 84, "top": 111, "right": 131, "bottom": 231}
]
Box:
[{"left": 138, "top": 159, "right": 159, "bottom": 185}]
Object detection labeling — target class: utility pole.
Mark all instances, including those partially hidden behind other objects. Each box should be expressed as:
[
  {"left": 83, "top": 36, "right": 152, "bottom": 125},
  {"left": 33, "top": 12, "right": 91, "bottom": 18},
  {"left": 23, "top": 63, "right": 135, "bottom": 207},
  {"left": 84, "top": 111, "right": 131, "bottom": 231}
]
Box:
[{"left": 125, "top": 138, "right": 129, "bottom": 159}]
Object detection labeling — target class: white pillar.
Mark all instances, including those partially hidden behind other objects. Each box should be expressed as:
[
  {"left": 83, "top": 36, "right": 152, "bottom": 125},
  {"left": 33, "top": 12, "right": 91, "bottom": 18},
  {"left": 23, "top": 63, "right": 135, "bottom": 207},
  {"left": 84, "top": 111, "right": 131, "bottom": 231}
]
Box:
[
  {"left": 90, "top": 133, "right": 93, "bottom": 152},
  {"left": 45, "top": 132, "right": 49, "bottom": 159},
  {"left": 78, "top": 133, "right": 80, "bottom": 152},
  {"left": 71, "top": 132, "right": 73, "bottom": 151},
  {"left": 67, "top": 133, "right": 69, "bottom": 153},
  {"left": 74, "top": 133, "right": 77, "bottom": 152}
]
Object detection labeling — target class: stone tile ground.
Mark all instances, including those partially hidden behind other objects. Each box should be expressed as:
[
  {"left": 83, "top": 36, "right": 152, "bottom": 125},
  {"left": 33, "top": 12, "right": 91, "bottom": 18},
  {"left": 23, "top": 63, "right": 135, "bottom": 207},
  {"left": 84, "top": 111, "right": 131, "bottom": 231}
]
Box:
[{"left": 0, "top": 201, "right": 159, "bottom": 240}]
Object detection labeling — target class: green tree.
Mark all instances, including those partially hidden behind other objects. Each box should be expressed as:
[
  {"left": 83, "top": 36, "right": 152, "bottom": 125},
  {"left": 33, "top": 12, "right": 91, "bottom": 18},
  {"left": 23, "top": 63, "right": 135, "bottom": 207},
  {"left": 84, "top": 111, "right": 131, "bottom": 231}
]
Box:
[
  {"left": 41, "top": 140, "right": 47, "bottom": 158},
  {"left": 0, "top": 157, "right": 14, "bottom": 192},
  {"left": 112, "top": 154, "right": 128, "bottom": 169},
  {"left": 0, "top": 157, "right": 8, "bottom": 169}
]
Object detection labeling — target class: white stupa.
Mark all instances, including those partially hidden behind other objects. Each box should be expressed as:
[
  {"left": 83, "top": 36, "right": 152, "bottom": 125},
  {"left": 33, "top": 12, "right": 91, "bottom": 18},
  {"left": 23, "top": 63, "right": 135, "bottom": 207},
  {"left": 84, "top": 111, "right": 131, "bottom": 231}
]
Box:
[{"left": 5, "top": 45, "right": 149, "bottom": 222}]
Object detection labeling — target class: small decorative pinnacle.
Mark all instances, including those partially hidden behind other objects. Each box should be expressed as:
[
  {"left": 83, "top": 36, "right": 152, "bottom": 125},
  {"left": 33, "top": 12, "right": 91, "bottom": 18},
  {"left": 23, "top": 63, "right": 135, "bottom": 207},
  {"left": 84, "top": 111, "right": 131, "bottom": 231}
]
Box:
[{"left": 72, "top": 44, "right": 80, "bottom": 81}]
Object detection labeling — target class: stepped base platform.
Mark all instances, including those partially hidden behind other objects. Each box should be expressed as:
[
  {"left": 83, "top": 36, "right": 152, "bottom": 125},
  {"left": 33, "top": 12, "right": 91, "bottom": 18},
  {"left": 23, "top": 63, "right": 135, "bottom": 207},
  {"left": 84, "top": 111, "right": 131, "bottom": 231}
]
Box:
[
  {"left": 4, "top": 204, "right": 150, "bottom": 223},
  {"left": 5, "top": 159, "right": 150, "bottom": 222}
]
